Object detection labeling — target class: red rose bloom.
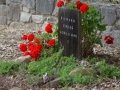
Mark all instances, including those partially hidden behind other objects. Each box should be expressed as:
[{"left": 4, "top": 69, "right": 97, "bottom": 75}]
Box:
[
  {"left": 104, "top": 35, "right": 114, "bottom": 44},
  {"left": 24, "top": 51, "right": 30, "bottom": 56},
  {"left": 46, "top": 23, "right": 52, "bottom": 28},
  {"left": 19, "top": 44, "right": 27, "bottom": 52},
  {"left": 45, "top": 23, "right": 53, "bottom": 33},
  {"left": 22, "top": 34, "right": 27, "bottom": 40},
  {"left": 75, "top": 1, "right": 83, "bottom": 9},
  {"left": 38, "top": 30, "right": 41, "bottom": 34},
  {"left": 35, "top": 44, "right": 42, "bottom": 51},
  {"left": 56, "top": 0, "right": 64, "bottom": 7},
  {"left": 30, "top": 45, "right": 42, "bottom": 60},
  {"left": 28, "top": 44, "right": 34, "bottom": 51},
  {"left": 48, "top": 39, "right": 55, "bottom": 47},
  {"left": 80, "top": 4, "right": 89, "bottom": 13},
  {"left": 30, "top": 50, "right": 40, "bottom": 60},
  {"left": 34, "top": 38, "right": 40, "bottom": 44},
  {"left": 28, "top": 33, "right": 34, "bottom": 41},
  {"left": 27, "top": 44, "right": 42, "bottom": 60}
]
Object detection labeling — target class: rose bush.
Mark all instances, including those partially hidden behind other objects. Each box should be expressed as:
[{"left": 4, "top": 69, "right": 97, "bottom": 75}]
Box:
[
  {"left": 19, "top": 23, "right": 57, "bottom": 61},
  {"left": 19, "top": 0, "right": 109, "bottom": 60},
  {"left": 56, "top": 0, "right": 107, "bottom": 57}
]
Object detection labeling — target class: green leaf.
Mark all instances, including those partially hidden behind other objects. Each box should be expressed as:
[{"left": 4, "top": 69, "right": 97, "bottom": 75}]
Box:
[{"left": 98, "top": 25, "right": 106, "bottom": 31}]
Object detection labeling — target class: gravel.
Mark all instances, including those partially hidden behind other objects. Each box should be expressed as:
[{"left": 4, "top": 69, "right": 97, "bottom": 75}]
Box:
[{"left": 0, "top": 26, "right": 36, "bottom": 60}]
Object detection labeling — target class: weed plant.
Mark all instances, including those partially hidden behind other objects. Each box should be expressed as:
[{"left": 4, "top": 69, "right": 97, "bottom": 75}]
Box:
[{"left": 96, "top": 60, "right": 120, "bottom": 79}]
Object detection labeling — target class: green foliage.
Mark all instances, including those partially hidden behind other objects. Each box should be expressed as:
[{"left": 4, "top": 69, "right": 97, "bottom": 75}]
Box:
[
  {"left": 56, "top": 56, "right": 96, "bottom": 85},
  {"left": 18, "top": 63, "right": 28, "bottom": 74},
  {"left": 96, "top": 60, "right": 120, "bottom": 79},
  {"left": 56, "top": 55, "right": 78, "bottom": 71},
  {"left": 71, "top": 73, "right": 96, "bottom": 85},
  {"left": 26, "top": 74, "right": 42, "bottom": 85},
  {"left": 109, "top": 0, "right": 113, "bottom": 2},
  {"left": 56, "top": 56, "right": 78, "bottom": 85},
  {"left": 66, "top": 2, "right": 77, "bottom": 9},
  {"left": 58, "top": 66, "right": 96, "bottom": 85},
  {"left": 0, "top": 60, "right": 19, "bottom": 74},
  {"left": 53, "top": 23, "right": 59, "bottom": 38},
  {"left": 85, "top": 57, "right": 99, "bottom": 65},
  {"left": 28, "top": 49, "right": 63, "bottom": 76},
  {"left": 82, "top": 6, "right": 106, "bottom": 57}
]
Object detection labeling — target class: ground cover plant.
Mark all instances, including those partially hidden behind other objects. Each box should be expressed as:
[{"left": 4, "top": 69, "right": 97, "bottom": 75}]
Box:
[
  {"left": 0, "top": 60, "right": 19, "bottom": 75},
  {"left": 0, "top": 55, "right": 120, "bottom": 87}
]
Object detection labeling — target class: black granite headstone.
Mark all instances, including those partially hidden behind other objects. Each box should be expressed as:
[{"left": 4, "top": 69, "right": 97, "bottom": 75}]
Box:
[{"left": 58, "top": 8, "right": 82, "bottom": 59}]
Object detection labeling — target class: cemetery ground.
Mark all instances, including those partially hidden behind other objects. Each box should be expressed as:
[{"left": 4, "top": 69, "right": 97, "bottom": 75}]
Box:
[{"left": 0, "top": 26, "right": 120, "bottom": 90}]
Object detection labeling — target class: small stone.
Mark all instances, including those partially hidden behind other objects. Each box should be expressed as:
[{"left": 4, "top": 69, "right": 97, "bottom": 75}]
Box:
[
  {"left": 0, "top": 55, "right": 4, "bottom": 58},
  {"left": 69, "top": 68, "right": 96, "bottom": 76},
  {"left": 9, "top": 87, "right": 21, "bottom": 90},
  {"left": 79, "top": 60, "right": 90, "bottom": 67},
  {"left": 32, "top": 15, "right": 46, "bottom": 24},
  {"left": 43, "top": 73, "right": 50, "bottom": 83},
  {"left": 13, "top": 55, "right": 31, "bottom": 64},
  {"left": 41, "top": 78, "right": 61, "bottom": 88},
  {"left": 20, "top": 12, "right": 32, "bottom": 23},
  {"left": 47, "top": 16, "right": 57, "bottom": 24}
]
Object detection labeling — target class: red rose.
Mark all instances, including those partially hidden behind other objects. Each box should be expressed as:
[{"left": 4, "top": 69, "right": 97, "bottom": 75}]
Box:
[
  {"left": 104, "top": 35, "right": 114, "bottom": 44},
  {"left": 46, "top": 23, "right": 52, "bottom": 28},
  {"left": 56, "top": 2, "right": 61, "bottom": 7},
  {"left": 56, "top": 1, "right": 64, "bottom": 7},
  {"left": 19, "top": 44, "right": 27, "bottom": 52},
  {"left": 45, "top": 28, "right": 53, "bottom": 33},
  {"left": 28, "top": 33, "right": 35, "bottom": 41},
  {"left": 28, "top": 44, "right": 34, "bottom": 51},
  {"left": 34, "top": 38, "right": 40, "bottom": 44},
  {"left": 27, "top": 44, "right": 42, "bottom": 60},
  {"left": 80, "top": 4, "right": 89, "bottom": 13},
  {"left": 35, "top": 44, "right": 42, "bottom": 52},
  {"left": 75, "top": 1, "right": 83, "bottom": 9},
  {"left": 48, "top": 39, "right": 55, "bottom": 47},
  {"left": 38, "top": 30, "right": 41, "bottom": 34},
  {"left": 30, "top": 48, "right": 40, "bottom": 60},
  {"left": 45, "top": 23, "right": 53, "bottom": 33},
  {"left": 106, "top": 40, "right": 114, "bottom": 44},
  {"left": 24, "top": 51, "right": 30, "bottom": 56},
  {"left": 22, "top": 34, "right": 27, "bottom": 40}
]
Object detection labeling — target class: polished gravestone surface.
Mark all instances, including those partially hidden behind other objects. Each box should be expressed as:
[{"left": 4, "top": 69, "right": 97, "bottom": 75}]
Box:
[{"left": 58, "top": 8, "right": 82, "bottom": 59}]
